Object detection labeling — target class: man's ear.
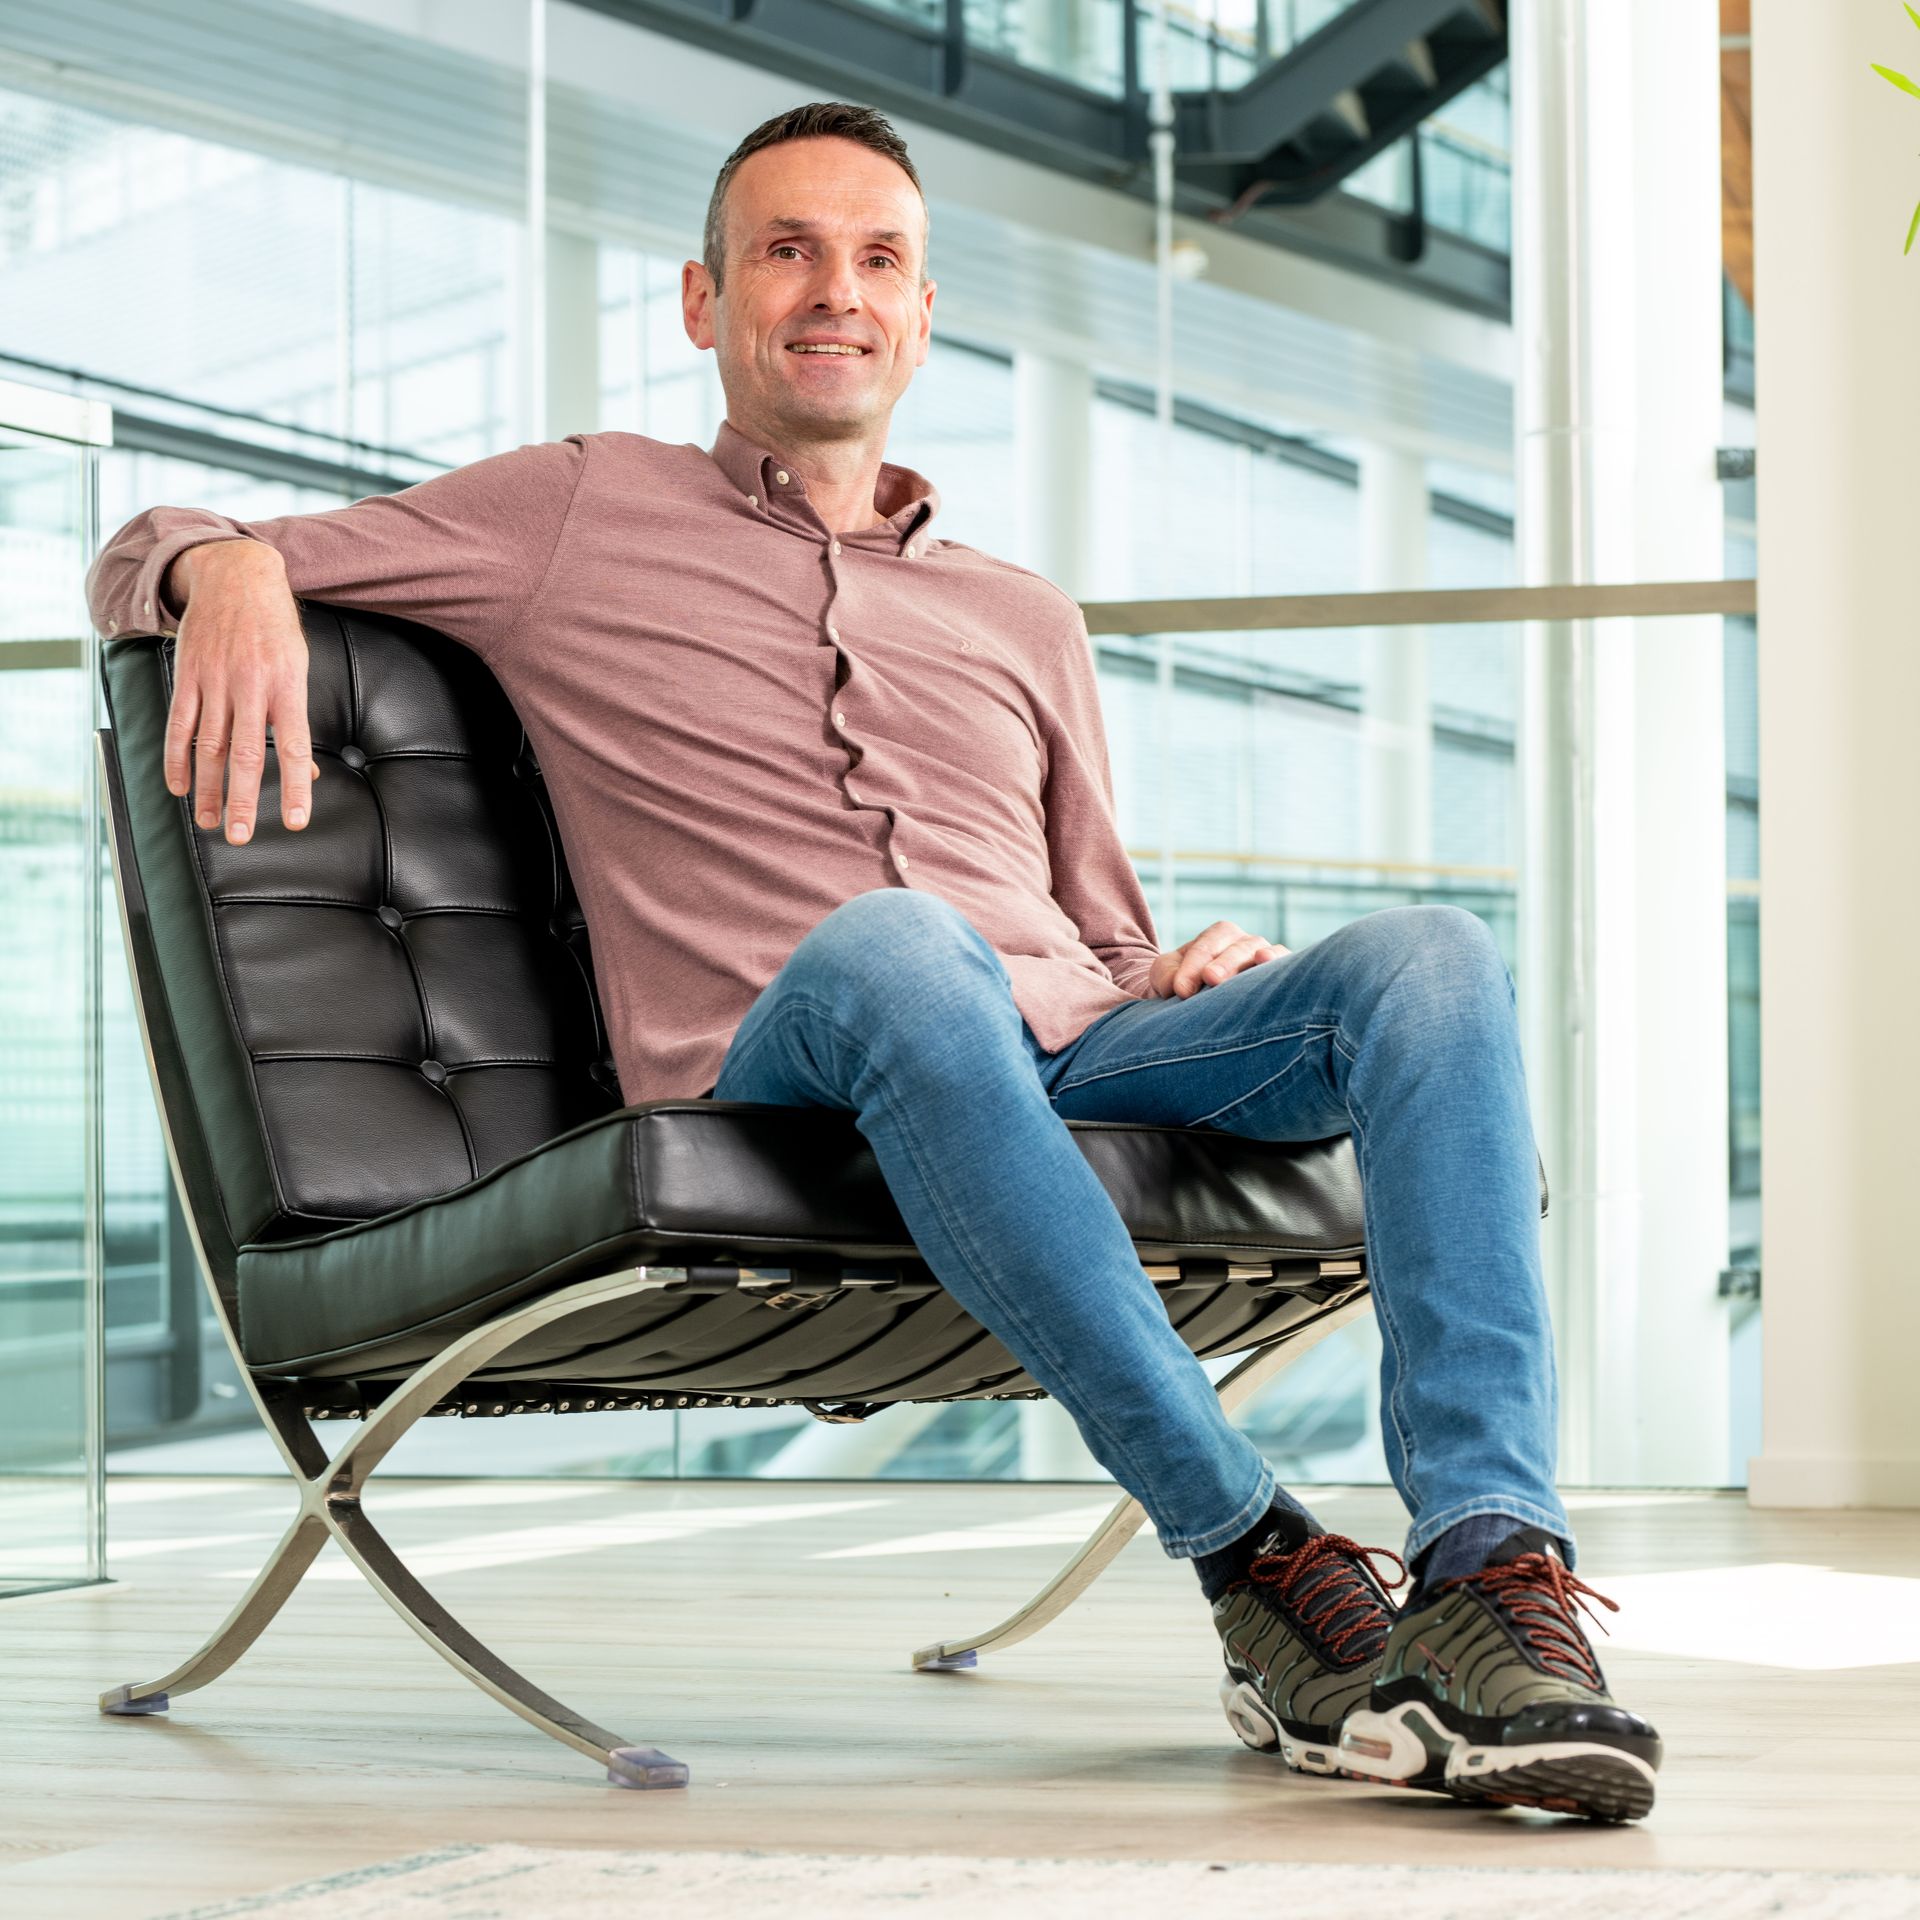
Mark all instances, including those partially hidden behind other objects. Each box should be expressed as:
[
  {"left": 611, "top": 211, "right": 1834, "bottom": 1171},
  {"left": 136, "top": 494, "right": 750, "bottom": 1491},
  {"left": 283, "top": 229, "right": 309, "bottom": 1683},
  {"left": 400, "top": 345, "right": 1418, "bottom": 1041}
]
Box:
[
  {"left": 915, "top": 277, "right": 936, "bottom": 368},
  {"left": 683, "top": 260, "right": 715, "bottom": 351}
]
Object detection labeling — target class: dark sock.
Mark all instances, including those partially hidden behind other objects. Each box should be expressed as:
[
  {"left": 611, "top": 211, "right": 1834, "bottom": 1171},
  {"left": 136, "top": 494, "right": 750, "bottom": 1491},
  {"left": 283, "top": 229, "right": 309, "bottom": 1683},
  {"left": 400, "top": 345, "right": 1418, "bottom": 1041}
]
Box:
[
  {"left": 1193, "top": 1486, "right": 1323, "bottom": 1602},
  {"left": 1405, "top": 1515, "right": 1573, "bottom": 1607}
]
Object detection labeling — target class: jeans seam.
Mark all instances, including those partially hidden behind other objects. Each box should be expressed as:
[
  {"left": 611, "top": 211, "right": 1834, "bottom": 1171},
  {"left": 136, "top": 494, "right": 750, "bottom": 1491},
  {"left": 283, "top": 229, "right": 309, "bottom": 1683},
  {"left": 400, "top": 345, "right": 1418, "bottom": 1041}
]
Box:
[
  {"left": 1184, "top": 1045, "right": 1322, "bottom": 1133},
  {"left": 1050, "top": 1020, "right": 1343, "bottom": 1099},
  {"left": 1340, "top": 1046, "right": 1422, "bottom": 1511}
]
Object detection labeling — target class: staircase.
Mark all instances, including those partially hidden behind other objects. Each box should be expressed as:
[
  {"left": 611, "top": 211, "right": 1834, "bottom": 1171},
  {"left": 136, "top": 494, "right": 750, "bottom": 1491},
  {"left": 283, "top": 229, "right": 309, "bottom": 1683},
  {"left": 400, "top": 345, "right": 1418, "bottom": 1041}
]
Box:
[
  {"left": 580, "top": 0, "right": 1511, "bottom": 300},
  {"left": 1173, "top": 0, "right": 1509, "bottom": 209}
]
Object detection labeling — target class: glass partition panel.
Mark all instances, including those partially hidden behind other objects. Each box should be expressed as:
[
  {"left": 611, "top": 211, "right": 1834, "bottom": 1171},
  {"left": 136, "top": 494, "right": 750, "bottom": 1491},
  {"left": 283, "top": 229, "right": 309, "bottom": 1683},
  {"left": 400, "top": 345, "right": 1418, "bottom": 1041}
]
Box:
[
  {"left": 1089, "top": 595, "right": 1758, "bottom": 1501},
  {"left": 0, "top": 383, "right": 106, "bottom": 1595},
  {"left": 100, "top": 587, "right": 1757, "bottom": 1504}
]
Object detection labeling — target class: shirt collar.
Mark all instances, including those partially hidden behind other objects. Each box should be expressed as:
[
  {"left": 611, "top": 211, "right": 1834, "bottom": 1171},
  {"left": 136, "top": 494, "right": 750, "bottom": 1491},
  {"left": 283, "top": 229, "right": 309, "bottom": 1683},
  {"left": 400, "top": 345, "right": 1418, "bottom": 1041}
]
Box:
[{"left": 706, "top": 417, "right": 939, "bottom": 555}]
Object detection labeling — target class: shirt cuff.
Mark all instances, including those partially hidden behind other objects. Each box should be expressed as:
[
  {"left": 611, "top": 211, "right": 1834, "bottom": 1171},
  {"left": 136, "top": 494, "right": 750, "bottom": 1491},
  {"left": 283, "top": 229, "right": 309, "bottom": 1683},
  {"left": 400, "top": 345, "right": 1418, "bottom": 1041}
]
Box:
[
  {"left": 115, "top": 526, "right": 256, "bottom": 636},
  {"left": 1104, "top": 951, "right": 1161, "bottom": 998}
]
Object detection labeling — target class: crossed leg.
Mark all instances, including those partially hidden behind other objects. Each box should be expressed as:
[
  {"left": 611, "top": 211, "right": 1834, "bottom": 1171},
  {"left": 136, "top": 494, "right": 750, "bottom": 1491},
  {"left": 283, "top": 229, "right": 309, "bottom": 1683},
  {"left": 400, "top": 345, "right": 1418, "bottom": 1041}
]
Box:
[{"left": 710, "top": 887, "right": 1572, "bottom": 1571}]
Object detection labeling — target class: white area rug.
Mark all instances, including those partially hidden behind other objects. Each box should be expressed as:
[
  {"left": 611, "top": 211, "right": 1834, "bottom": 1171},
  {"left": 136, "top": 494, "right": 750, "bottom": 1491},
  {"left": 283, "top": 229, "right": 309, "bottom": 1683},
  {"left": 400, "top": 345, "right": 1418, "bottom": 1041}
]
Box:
[{"left": 160, "top": 1844, "right": 1920, "bottom": 1919}]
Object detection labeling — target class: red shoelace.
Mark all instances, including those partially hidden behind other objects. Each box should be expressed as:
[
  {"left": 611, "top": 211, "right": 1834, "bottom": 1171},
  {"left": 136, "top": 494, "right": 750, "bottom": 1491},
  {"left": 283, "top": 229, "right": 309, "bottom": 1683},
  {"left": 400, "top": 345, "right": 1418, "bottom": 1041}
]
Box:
[
  {"left": 1243, "top": 1532, "right": 1409, "bottom": 1665},
  {"left": 1435, "top": 1550, "right": 1622, "bottom": 1688}
]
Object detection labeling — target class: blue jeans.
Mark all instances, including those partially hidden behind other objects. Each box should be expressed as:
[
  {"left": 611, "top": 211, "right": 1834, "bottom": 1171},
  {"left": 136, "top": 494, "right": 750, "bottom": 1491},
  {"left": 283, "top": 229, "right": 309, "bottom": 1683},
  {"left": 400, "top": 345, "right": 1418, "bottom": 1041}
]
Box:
[{"left": 709, "top": 888, "right": 1575, "bottom": 1572}]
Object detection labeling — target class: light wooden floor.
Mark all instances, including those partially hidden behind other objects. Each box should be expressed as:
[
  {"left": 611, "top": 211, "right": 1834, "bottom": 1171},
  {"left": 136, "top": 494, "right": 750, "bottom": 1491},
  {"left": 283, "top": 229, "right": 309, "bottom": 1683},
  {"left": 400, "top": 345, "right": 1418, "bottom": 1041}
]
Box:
[{"left": 5, "top": 1476, "right": 1920, "bottom": 1917}]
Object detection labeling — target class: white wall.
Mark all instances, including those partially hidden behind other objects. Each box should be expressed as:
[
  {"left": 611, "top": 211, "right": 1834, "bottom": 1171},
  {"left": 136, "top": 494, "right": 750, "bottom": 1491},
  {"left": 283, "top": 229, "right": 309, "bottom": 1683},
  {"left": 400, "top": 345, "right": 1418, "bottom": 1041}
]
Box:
[{"left": 1747, "top": 0, "right": 1920, "bottom": 1508}]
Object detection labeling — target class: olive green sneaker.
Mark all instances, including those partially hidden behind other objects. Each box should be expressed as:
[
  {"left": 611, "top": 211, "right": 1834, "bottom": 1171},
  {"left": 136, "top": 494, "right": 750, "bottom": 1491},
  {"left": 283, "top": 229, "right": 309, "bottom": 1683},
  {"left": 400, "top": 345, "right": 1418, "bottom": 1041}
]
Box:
[
  {"left": 1213, "top": 1528, "right": 1409, "bottom": 1775},
  {"left": 1337, "top": 1525, "right": 1662, "bottom": 1822}
]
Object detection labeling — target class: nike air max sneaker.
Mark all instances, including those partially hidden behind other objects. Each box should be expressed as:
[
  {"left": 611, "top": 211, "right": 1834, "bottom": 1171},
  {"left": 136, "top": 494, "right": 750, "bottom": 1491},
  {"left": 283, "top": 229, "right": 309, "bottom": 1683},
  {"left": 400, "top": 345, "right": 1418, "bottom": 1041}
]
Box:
[
  {"left": 1213, "top": 1528, "right": 1409, "bottom": 1775},
  {"left": 1337, "top": 1525, "right": 1662, "bottom": 1822}
]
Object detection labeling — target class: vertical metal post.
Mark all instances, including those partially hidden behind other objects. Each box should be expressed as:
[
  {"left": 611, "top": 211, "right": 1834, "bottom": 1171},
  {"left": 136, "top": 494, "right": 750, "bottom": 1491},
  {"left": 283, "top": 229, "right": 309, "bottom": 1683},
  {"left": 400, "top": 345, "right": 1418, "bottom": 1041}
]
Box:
[
  {"left": 1511, "top": 0, "right": 1595, "bottom": 1486},
  {"left": 79, "top": 430, "right": 107, "bottom": 1585},
  {"left": 941, "top": 0, "right": 967, "bottom": 94}
]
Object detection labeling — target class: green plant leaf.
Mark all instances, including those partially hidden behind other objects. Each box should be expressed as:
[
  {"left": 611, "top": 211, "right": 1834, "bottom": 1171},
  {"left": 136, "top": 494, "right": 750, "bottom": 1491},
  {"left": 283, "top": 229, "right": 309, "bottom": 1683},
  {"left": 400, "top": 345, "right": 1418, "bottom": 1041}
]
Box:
[
  {"left": 1875, "top": 62, "right": 1920, "bottom": 98},
  {"left": 1907, "top": 2, "right": 1920, "bottom": 35},
  {"left": 1907, "top": 197, "right": 1920, "bottom": 256}
]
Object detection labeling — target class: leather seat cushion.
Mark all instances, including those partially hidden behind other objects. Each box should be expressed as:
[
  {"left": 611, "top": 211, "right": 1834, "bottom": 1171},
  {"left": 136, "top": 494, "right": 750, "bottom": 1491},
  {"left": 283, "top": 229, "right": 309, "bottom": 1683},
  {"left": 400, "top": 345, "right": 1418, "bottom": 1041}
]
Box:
[{"left": 236, "top": 1097, "right": 1366, "bottom": 1374}]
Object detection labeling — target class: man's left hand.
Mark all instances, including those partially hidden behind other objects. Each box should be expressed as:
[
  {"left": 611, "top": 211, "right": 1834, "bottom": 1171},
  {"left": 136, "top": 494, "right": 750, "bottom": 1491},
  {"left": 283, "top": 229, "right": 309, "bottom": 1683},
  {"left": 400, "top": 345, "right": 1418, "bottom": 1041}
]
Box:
[{"left": 1147, "top": 921, "right": 1291, "bottom": 999}]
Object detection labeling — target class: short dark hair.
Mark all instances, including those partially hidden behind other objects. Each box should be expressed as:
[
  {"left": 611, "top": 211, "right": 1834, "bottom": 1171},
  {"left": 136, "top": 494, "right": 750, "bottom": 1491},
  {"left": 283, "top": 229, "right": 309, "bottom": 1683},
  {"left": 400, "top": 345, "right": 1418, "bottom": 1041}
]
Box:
[{"left": 703, "top": 101, "right": 927, "bottom": 293}]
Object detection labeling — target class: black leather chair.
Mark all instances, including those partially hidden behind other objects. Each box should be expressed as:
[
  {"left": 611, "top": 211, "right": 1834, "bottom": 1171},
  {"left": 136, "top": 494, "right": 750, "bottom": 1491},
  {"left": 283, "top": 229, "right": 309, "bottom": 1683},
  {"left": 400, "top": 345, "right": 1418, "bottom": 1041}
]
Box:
[{"left": 94, "top": 600, "right": 1393, "bottom": 1789}]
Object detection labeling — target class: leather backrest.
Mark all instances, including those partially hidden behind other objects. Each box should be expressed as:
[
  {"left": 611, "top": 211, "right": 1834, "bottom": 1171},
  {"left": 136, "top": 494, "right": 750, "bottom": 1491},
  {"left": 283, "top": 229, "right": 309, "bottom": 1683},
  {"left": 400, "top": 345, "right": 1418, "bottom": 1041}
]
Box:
[{"left": 101, "top": 603, "right": 622, "bottom": 1245}]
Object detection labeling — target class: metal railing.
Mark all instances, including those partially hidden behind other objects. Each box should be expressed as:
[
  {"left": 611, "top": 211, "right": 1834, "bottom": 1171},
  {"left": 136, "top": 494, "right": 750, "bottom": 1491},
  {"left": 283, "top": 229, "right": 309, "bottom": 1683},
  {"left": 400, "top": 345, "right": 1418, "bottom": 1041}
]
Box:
[{"left": 1083, "top": 578, "right": 1756, "bottom": 634}]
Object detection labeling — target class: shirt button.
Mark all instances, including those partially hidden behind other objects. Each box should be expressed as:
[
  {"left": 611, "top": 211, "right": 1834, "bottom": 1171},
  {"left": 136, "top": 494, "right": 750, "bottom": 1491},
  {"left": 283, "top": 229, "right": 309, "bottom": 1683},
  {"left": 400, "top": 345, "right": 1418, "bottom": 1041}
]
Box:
[
  {"left": 746, "top": 493, "right": 758, "bottom": 508},
  {"left": 107, "top": 617, "right": 119, "bottom": 633},
  {"left": 904, "top": 545, "right": 916, "bottom": 558},
  {"left": 775, "top": 469, "right": 790, "bottom": 484},
  {"left": 143, "top": 598, "right": 154, "bottom": 614},
  {"left": 831, "top": 541, "right": 842, "bottom": 556},
  {"left": 827, "top": 625, "right": 839, "bottom": 641},
  {"left": 833, "top": 710, "right": 847, "bottom": 728},
  {"left": 895, "top": 852, "right": 910, "bottom": 869}
]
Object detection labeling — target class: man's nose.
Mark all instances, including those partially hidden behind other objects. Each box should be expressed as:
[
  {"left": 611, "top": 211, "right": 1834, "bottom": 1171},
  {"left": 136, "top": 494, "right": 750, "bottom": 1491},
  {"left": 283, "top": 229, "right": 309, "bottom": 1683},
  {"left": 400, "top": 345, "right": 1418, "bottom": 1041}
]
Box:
[{"left": 808, "top": 255, "right": 863, "bottom": 310}]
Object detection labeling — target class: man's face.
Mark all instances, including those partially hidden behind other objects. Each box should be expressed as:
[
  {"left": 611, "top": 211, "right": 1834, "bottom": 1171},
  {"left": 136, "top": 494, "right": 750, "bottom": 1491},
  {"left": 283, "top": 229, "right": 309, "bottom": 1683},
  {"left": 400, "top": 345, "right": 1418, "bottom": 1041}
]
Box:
[{"left": 683, "top": 135, "right": 935, "bottom": 443}]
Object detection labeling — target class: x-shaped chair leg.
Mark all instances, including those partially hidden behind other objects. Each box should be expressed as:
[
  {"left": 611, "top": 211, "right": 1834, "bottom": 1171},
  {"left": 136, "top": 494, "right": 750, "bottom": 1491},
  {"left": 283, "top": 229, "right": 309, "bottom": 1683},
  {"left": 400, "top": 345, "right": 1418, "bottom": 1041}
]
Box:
[
  {"left": 910, "top": 1288, "right": 1374, "bottom": 1671},
  {"left": 101, "top": 1265, "right": 693, "bottom": 1789}
]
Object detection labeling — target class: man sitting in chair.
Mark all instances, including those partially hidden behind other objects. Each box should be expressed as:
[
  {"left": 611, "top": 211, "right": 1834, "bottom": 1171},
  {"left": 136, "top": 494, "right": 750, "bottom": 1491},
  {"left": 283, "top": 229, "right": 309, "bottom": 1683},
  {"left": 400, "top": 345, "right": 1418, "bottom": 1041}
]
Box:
[{"left": 86, "top": 100, "right": 1660, "bottom": 1824}]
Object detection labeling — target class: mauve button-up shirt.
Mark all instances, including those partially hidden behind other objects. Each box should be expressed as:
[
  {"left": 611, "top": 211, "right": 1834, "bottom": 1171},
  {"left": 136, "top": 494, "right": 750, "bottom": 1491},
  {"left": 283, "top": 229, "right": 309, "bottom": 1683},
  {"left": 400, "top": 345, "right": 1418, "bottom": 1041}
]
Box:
[{"left": 85, "top": 419, "right": 1165, "bottom": 1105}]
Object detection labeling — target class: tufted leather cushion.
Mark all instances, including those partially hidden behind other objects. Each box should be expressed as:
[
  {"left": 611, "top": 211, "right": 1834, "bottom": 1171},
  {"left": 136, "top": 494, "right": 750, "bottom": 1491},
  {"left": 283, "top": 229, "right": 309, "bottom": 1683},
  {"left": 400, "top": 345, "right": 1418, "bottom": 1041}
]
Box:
[{"left": 103, "top": 604, "right": 623, "bottom": 1246}]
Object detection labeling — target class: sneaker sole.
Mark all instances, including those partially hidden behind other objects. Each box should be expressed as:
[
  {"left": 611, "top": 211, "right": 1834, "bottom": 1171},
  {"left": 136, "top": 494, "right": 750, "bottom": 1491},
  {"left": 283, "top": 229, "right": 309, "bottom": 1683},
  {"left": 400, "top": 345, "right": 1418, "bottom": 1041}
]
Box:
[
  {"left": 1338, "top": 1700, "right": 1657, "bottom": 1823},
  {"left": 1216, "top": 1676, "right": 1343, "bottom": 1775}
]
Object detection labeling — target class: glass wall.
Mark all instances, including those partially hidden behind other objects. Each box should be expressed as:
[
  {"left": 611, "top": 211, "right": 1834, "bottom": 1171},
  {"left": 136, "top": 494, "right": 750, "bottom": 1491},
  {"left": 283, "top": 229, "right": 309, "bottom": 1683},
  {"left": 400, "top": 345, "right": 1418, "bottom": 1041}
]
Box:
[
  {"left": 0, "top": 381, "right": 107, "bottom": 1593},
  {"left": 0, "top": 0, "right": 1758, "bottom": 1502}
]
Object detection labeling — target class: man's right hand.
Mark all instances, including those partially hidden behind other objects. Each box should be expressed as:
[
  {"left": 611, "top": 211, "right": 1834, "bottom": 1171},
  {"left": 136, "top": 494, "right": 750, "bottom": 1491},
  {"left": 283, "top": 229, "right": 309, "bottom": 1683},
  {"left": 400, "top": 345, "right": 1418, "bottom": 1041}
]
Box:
[{"left": 164, "top": 540, "right": 320, "bottom": 845}]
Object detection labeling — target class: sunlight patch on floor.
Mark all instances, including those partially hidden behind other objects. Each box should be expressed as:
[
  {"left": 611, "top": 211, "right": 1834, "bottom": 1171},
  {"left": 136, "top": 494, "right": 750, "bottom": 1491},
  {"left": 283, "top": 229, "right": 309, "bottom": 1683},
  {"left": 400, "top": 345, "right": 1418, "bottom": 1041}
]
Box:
[
  {"left": 812, "top": 1502, "right": 1126, "bottom": 1559},
  {"left": 1595, "top": 1563, "right": 1920, "bottom": 1670},
  {"left": 234, "top": 1497, "right": 892, "bottom": 1580}
]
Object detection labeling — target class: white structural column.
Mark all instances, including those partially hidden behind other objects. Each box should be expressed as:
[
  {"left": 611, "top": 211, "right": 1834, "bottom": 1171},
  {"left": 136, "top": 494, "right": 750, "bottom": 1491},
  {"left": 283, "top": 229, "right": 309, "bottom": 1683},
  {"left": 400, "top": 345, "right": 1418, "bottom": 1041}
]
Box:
[
  {"left": 1013, "top": 342, "right": 1113, "bottom": 1483},
  {"left": 1013, "top": 347, "right": 1096, "bottom": 599},
  {"left": 1511, "top": 0, "right": 1730, "bottom": 1486},
  {"left": 1351, "top": 443, "right": 1431, "bottom": 1485},
  {"left": 545, "top": 229, "right": 601, "bottom": 438},
  {"left": 1358, "top": 445, "right": 1433, "bottom": 868},
  {"left": 1747, "top": 5, "right": 1920, "bottom": 1507}
]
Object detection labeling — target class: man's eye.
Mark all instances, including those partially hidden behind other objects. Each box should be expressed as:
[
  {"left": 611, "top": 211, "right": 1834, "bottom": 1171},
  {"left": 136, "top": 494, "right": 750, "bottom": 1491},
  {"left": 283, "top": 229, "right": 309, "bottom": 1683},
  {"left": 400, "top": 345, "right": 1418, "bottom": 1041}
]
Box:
[
  {"left": 867, "top": 256, "right": 896, "bottom": 269},
  {"left": 771, "top": 245, "right": 801, "bottom": 259}
]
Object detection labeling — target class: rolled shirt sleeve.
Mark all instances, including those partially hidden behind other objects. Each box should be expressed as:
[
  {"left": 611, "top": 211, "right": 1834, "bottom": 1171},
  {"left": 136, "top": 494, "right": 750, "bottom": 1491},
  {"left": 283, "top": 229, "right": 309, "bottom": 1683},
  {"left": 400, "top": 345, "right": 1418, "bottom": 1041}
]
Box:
[
  {"left": 84, "top": 433, "right": 592, "bottom": 661},
  {"left": 1033, "top": 611, "right": 1164, "bottom": 999}
]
